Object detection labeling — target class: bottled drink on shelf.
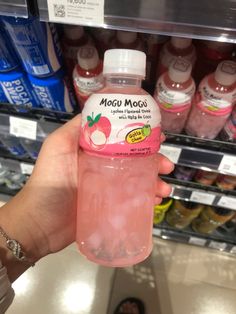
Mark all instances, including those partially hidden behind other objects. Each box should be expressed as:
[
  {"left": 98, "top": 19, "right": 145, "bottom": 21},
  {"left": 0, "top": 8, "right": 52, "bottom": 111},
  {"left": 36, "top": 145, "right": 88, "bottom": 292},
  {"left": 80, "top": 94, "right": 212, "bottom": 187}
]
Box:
[
  {"left": 90, "top": 28, "right": 115, "bottom": 57},
  {"left": 77, "top": 49, "right": 161, "bottom": 267},
  {"left": 215, "top": 174, "right": 236, "bottom": 190},
  {"left": 73, "top": 45, "right": 104, "bottom": 110},
  {"left": 192, "top": 206, "right": 235, "bottom": 234},
  {"left": 185, "top": 60, "right": 236, "bottom": 139},
  {"left": 154, "top": 59, "right": 195, "bottom": 133},
  {"left": 0, "top": 68, "right": 40, "bottom": 110},
  {"left": 0, "top": 134, "right": 28, "bottom": 157},
  {"left": 166, "top": 200, "right": 204, "bottom": 229},
  {"left": 62, "top": 25, "right": 90, "bottom": 75},
  {"left": 194, "top": 40, "right": 234, "bottom": 84},
  {"left": 153, "top": 198, "right": 173, "bottom": 225},
  {"left": 173, "top": 165, "right": 196, "bottom": 181},
  {"left": 0, "top": 25, "right": 19, "bottom": 72},
  {"left": 112, "top": 31, "right": 144, "bottom": 51},
  {"left": 20, "top": 139, "right": 43, "bottom": 160},
  {"left": 28, "top": 69, "right": 77, "bottom": 112},
  {"left": 219, "top": 107, "right": 236, "bottom": 142},
  {"left": 0, "top": 84, "right": 8, "bottom": 103},
  {"left": 1, "top": 16, "right": 63, "bottom": 77},
  {"left": 157, "top": 36, "right": 196, "bottom": 77},
  {"left": 194, "top": 170, "right": 218, "bottom": 186}
]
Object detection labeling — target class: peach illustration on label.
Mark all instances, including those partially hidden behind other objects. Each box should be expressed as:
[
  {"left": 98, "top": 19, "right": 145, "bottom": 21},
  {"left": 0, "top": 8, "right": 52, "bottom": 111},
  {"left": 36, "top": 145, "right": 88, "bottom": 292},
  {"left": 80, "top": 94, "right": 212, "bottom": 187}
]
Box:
[{"left": 84, "top": 113, "right": 111, "bottom": 150}]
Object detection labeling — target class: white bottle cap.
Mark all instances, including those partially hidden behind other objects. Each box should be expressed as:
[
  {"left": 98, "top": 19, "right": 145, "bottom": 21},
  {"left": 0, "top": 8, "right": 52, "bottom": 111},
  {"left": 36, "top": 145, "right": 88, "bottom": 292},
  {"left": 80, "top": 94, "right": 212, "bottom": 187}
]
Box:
[
  {"left": 214, "top": 60, "right": 236, "bottom": 86},
  {"left": 171, "top": 37, "right": 192, "bottom": 49},
  {"left": 117, "top": 31, "right": 137, "bottom": 44},
  {"left": 103, "top": 49, "right": 146, "bottom": 77},
  {"left": 77, "top": 45, "right": 99, "bottom": 70},
  {"left": 64, "top": 25, "right": 84, "bottom": 40},
  {"left": 168, "top": 58, "right": 192, "bottom": 83}
]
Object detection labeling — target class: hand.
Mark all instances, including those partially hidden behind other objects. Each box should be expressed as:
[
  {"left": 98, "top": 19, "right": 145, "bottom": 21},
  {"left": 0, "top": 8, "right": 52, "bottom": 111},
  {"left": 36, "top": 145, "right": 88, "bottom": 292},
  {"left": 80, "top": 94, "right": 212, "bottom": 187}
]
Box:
[{"left": 0, "top": 114, "right": 174, "bottom": 280}]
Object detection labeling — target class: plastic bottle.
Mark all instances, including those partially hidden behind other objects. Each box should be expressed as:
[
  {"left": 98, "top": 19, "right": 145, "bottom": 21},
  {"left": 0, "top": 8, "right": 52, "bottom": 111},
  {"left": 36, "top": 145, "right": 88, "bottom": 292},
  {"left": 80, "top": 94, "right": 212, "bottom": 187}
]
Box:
[
  {"left": 194, "top": 40, "right": 234, "bottom": 84},
  {"left": 194, "top": 170, "right": 218, "bottom": 186},
  {"left": 0, "top": 68, "right": 40, "bottom": 110},
  {"left": 153, "top": 198, "right": 173, "bottom": 225},
  {"left": 0, "top": 134, "right": 28, "bottom": 157},
  {"left": 73, "top": 45, "right": 104, "bottom": 110},
  {"left": 173, "top": 165, "right": 196, "bottom": 181},
  {"left": 112, "top": 31, "right": 144, "bottom": 51},
  {"left": 0, "top": 25, "right": 19, "bottom": 72},
  {"left": 62, "top": 25, "right": 90, "bottom": 75},
  {"left": 90, "top": 28, "right": 115, "bottom": 57},
  {"left": 20, "top": 139, "right": 43, "bottom": 160},
  {"left": 77, "top": 49, "right": 162, "bottom": 267},
  {"left": 185, "top": 61, "right": 236, "bottom": 139},
  {"left": 0, "top": 84, "right": 8, "bottom": 103},
  {"left": 157, "top": 37, "right": 196, "bottom": 77},
  {"left": 1, "top": 16, "right": 63, "bottom": 77},
  {"left": 215, "top": 174, "right": 236, "bottom": 190},
  {"left": 220, "top": 108, "right": 236, "bottom": 142},
  {"left": 154, "top": 59, "right": 195, "bottom": 133},
  {"left": 28, "top": 69, "right": 77, "bottom": 112}
]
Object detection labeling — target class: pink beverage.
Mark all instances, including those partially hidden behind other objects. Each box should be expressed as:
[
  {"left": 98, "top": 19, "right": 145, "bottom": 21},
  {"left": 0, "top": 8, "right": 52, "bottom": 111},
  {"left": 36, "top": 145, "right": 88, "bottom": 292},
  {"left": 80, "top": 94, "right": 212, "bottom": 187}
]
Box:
[
  {"left": 90, "top": 28, "right": 116, "bottom": 57},
  {"left": 220, "top": 108, "right": 236, "bottom": 142},
  {"left": 154, "top": 59, "right": 195, "bottom": 133},
  {"left": 111, "top": 31, "right": 144, "bottom": 51},
  {"left": 185, "top": 61, "right": 236, "bottom": 139},
  {"left": 194, "top": 40, "right": 234, "bottom": 84},
  {"left": 77, "top": 49, "right": 161, "bottom": 267},
  {"left": 62, "top": 25, "right": 90, "bottom": 75},
  {"left": 157, "top": 37, "right": 196, "bottom": 77},
  {"left": 73, "top": 45, "right": 104, "bottom": 110}
]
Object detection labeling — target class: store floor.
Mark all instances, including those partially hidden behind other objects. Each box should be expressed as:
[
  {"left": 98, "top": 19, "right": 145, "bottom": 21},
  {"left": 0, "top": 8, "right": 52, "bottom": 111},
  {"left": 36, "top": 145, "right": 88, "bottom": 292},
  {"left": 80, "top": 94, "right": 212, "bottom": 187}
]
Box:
[{"left": 6, "top": 238, "right": 236, "bottom": 314}]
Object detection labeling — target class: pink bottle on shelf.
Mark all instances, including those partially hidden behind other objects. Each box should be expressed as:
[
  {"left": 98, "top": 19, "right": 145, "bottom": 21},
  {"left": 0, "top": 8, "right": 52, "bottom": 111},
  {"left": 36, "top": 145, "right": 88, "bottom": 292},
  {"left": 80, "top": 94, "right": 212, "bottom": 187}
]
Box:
[
  {"left": 185, "top": 61, "right": 236, "bottom": 139},
  {"left": 157, "top": 37, "right": 196, "bottom": 77},
  {"left": 77, "top": 49, "right": 162, "bottom": 267},
  {"left": 62, "top": 25, "right": 90, "bottom": 75},
  {"left": 73, "top": 45, "right": 104, "bottom": 110},
  {"left": 154, "top": 59, "right": 195, "bottom": 133},
  {"left": 112, "top": 30, "right": 144, "bottom": 51}
]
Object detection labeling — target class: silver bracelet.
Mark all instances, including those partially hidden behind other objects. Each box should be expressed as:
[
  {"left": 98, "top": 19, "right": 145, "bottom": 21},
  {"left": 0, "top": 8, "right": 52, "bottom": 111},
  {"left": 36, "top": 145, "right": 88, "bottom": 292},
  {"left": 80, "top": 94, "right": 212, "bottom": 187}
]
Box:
[{"left": 0, "top": 226, "right": 35, "bottom": 267}]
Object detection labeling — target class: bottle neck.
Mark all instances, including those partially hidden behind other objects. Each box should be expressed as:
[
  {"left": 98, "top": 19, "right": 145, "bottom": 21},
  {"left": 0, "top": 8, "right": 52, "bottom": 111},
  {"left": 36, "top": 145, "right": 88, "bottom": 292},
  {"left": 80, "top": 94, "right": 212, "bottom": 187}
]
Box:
[{"left": 105, "top": 75, "right": 143, "bottom": 88}]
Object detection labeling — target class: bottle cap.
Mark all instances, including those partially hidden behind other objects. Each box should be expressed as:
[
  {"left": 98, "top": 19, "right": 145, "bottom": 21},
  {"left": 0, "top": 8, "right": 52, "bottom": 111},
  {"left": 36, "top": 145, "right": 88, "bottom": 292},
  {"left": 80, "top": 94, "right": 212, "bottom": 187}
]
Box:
[
  {"left": 77, "top": 45, "right": 99, "bottom": 70},
  {"left": 117, "top": 31, "right": 137, "bottom": 44},
  {"left": 168, "top": 58, "right": 192, "bottom": 83},
  {"left": 214, "top": 60, "right": 236, "bottom": 86},
  {"left": 171, "top": 37, "right": 192, "bottom": 49},
  {"left": 103, "top": 49, "right": 146, "bottom": 77},
  {"left": 64, "top": 25, "right": 84, "bottom": 40}
]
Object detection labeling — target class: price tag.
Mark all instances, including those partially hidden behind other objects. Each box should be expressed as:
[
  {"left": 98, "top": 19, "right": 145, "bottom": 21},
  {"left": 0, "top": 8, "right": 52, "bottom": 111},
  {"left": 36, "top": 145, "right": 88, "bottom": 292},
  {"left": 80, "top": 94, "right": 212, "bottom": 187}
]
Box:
[
  {"left": 47, "top": 0, "right": 104, "bottom": 26},
  {"left": 20, "top": 163, "right": 34, "bottom": 175},
  {"left": 10, "top": 117, "right": 37, "bottom": 140},
  {"left": 189, "top": 237, "right": 206, "bottom": 247},
  {"left": 153, "top": 228, "right": 162, "bottom": 237},
  {"left": 209, "top": 241, "right": 227, "bottom": 251},
  {"left": 217, "top": 196, "right": 236, "bottom": 210},
  {"left": 218, "top": 155, "right": 236, "bottom": 175},
  {"left": 170, "top": 186, "right": 175, "bottom": 197},
  {"left": 159, "top": 145, "right": 182, "bottom": 164},
  {"left": 190, "top": 191, "right": 215, "bottom": 205}
]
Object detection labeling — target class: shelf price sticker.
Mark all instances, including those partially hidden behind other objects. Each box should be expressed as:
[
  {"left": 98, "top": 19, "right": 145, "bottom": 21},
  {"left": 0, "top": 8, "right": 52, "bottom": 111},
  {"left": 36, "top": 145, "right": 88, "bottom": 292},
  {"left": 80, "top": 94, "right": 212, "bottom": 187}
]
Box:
[
  {"left": 153, "top": 228, "right": 162, "bottom": 237},
  {"left": 10, "top": 117, "right": 37, "bottom": 140},
  {"left": 20, "top": 163, "right": 34, "bottom": 175},
  {"left": 47, "top": 0, "right": 104, "bottom": 26},
  {"left": 209, "top": 241, "right": 227, "bottom": 251},
  {"left": 189, "top": 237, "right": 206, "bottom": 247},
  {"left": 217, "top": 196, "right": 236, "bottom": 210},
  {"left": 218, "top": 155, "right": 236, "bottom": 175},
  {"left": 190, "top": 191, "right": 215, "bottom": 205},
  {"left": 159, "top": 145, "right": 182, "bottom": 164}
]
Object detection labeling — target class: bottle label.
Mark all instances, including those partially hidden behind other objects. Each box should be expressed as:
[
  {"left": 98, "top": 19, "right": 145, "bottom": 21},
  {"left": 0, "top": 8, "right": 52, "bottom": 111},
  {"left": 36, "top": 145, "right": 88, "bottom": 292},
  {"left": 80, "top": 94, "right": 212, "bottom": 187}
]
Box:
[
  {"left": 223, "top": 118, "right": 236, "bottom": 140},
  {"left": 74, "top": 74, "right": 104, "bottom": 96},
  {"left": 156, "top": 77, "right": 195, "bottom": 110},
  {"left": 197, "top": 80, "right": 236, "bottom": 112},
  {"left": 80, "top": 93, "right": 161, "bottom": 157}
]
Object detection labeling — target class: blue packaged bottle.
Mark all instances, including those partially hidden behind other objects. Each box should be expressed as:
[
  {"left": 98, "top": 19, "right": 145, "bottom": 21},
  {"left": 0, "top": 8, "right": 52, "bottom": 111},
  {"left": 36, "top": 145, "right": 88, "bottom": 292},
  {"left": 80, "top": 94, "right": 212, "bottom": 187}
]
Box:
[
  {"left": 0, "top": 69, "right": 40, "bottom": 109},
  {"left": 1, "top": 16, "right": 63, "bottom": 77},
  {"left": 0, "top": 84, "right": 8, "bottom": 103},
  {"left": 28, "top": 70, "right": 77, "bottom": 112},
  {"left": 0, "top": 25, "right": 20, "bottom": 72}
]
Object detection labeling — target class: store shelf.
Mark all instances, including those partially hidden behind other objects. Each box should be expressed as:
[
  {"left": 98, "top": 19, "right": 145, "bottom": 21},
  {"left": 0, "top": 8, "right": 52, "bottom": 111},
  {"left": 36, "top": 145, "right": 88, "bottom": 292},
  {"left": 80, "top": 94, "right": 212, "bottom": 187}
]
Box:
[
  {"left": 162, "top": 176, "right": 236, "bottom": 211},
  {"left": 161, "top": 133, "right": 236, "bottom": 176},
  {"left": 153, "top": 224, "right": 236, "bottom": 255},
  {"left": 0, "top": 0, "right": 30, "bottom": 18},
  {"left": 37, "top": 0, "right": 236, "bottom": 42}
]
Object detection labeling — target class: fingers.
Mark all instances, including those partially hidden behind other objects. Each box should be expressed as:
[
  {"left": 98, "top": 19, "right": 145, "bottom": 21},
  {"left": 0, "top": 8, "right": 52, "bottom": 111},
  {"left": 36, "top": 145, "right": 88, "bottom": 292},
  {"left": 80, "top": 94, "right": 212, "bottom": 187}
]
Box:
[
  {"left": 161, "top": 132, "right": 166, "bottom": 143},
  {"left": 155, "top": 177, "right": 172, "bottom": 198},
  {"left": 157, "top": 153, "right": 174, "bottom": 175}
]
